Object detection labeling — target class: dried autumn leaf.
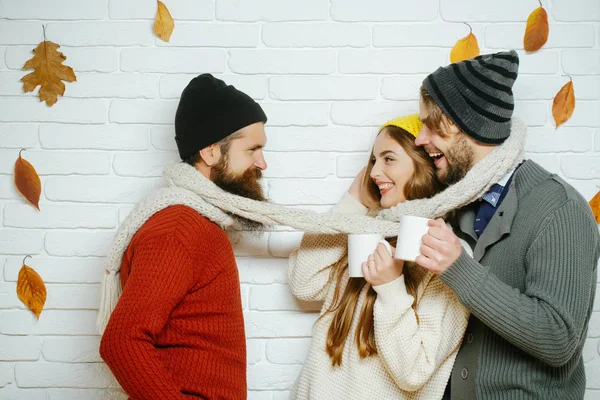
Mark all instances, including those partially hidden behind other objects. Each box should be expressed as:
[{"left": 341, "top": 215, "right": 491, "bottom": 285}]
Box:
[
  {"left": 14, "top": 149, "right": 41, "bottom": 211},
  {"left": 21, "top": 40, "right": 76, "bottom": 106},
  {"left": 590, "top": 191, "right": 600, "bottom": 224},
  {"left": 552, "top": 77, "right": 575, "bottom": 127},
  {"left": 524, "top": 1, "right": 549, "bottom": 52},
  {"left": 17, "top": 256, "right": 47, "bottom": 319},
  {"left": 450, "top": 23, "right": 480, "bottom": 64},
  {"left": 154, "top": 0, "right": 174, "bottom": 42}
]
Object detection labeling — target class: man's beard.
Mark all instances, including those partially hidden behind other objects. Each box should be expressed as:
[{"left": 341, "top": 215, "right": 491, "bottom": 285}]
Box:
[
  {"left": 211, "top": 156, "right": 267, "bottom": 232},
  {"left": 437, "top": 134, "right": 475, "bottom": 185}
]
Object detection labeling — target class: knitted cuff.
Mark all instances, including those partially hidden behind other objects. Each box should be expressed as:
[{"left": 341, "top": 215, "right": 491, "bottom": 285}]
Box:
[
  {"left": 373, "top": 275, "right": 414, "bottom": 311},
  {"left": 438, "top": 248, "right": 487, "bottom": 303}
]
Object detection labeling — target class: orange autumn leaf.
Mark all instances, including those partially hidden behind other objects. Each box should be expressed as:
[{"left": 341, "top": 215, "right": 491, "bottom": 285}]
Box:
[
  {"left": 590, "top": 191, "right": 600, "bottom": 224},
  {"left": 552, "top": 77, "right": 575, "bottom": 127},
  {"left": 154, "top": 0, "right": 174, "bottom": 42},
  {"left": 21, "top": 40, "right": 76, "bottom": 106},
  {"left": 17, "top": 256, "right": 47, "bottom": 319},
  {"left": 524, "top": 1, "right": 549, "bottom": 52},
  {"left": 14, "top": 149, "right": 41, "bottom": 211},
  {"left": 450, "top": 23, "right": 480, "bottom": 63}
]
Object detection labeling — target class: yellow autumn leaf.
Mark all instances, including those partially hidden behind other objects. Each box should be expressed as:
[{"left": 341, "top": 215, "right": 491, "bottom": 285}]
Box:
[
  {"left": 21, "top": 39, "right": 76, "bottom": 106},
  {"left": 14, "top": 149, "right": 41, "bottom": 211},
  {"left": 450, "top": 23, "right": 480, "bottom": 63},
  {"left": 17, "top": 256, "right": 47, "bottom": 319},
  {"left": 552, "top": 77, "right": 575, "bottom": 128},
  {"left": 154, "top": 0, "right": 174, "bottom": 42},
  {"left": 524, "top": 1, "right": 549, "bottom": 52},
  {"left": 590, "top": 191, "right": 600, "bottom": 224}
]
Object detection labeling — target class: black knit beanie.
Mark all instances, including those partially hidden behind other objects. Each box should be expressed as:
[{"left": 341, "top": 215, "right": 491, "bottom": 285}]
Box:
[
  {"left": 174, "top": 74, "right": 268, "bottom": 160},
  {"left": 422, "top": 50, "right": 519, "bottom": 144}
]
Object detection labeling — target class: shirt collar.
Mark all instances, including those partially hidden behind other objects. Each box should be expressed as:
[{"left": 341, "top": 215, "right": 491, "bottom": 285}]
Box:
[{"left": 482, "top": 169, "right": 515, "bottom": 207}]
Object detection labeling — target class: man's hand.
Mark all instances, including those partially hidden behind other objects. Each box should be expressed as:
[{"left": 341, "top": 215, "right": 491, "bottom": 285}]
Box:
[
  {"left": 415, "top": 218, "right": 462, "bottom": 275},
  {"left": 362, "top": 243, "right": 405, "bottom": 286}
]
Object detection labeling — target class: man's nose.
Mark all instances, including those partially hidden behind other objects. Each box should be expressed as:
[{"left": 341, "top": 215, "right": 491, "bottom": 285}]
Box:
[{"left": 255, "top": 152, "right": 267, "bottom": 170}]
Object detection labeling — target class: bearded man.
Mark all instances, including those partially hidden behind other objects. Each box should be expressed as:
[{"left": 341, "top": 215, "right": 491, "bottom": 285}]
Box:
[{"left": 99, "top": 74, "right": 268, "bottom": 400}]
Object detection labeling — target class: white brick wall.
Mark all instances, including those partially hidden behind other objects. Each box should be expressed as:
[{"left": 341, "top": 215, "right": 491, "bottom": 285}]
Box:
[{"left": 0, "top": 1, "right": 599, "bottom": 399}]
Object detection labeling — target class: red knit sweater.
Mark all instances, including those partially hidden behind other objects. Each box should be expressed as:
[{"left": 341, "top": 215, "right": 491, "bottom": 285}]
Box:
[{"left": 100, "top": 205, "right": 246, "bottom": 400}]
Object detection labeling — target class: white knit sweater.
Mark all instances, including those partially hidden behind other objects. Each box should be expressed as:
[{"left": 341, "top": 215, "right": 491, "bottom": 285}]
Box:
[{"left": 288, "top": 194, "right": 469, "bottom": 400}]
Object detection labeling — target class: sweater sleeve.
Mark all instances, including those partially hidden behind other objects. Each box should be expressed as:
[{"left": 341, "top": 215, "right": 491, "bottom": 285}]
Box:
[
  {"left": 439, "top": 200, "right": 600, "bottom": 367},
  {"left": 373, "top": 274, "right": 469, "bottom": 391},
  {"left": 288, "top": 193, "right": 369, "bottom": 301},
  {"left": 99, "top": 235, "right": 195, "bottom": 400}
]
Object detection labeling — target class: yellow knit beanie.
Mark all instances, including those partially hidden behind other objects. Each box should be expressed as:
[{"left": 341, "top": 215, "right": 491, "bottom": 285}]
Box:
[{"left": 381, "top": 113, "right": 422, "bottom": 138}]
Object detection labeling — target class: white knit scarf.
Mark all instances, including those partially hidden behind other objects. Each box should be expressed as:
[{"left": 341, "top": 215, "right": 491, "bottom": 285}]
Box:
[{"left": 97, "top": 118, "right": 527, "bottom": 333}]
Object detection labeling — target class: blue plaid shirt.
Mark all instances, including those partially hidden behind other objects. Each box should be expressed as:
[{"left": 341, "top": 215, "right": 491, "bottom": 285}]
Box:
[{"left": 474, "top": 172, "right": 515, "bottom": 237}]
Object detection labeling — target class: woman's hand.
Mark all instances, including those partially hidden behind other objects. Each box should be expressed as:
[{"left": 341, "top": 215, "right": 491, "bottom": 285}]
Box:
[
  {"left": 362, "top": 242, "right": 404, "bottom": 286},
  {"left": 348, "top": 167, "right": 367, "bottom": 205}
]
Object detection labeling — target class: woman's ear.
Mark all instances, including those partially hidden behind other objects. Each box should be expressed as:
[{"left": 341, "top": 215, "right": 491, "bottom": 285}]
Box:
[{"left": 199, "top": 144, "right": 221, "bottom": 167}]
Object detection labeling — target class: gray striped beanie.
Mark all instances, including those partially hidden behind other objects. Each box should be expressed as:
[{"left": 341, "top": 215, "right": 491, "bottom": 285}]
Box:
[{"left": 422, "top": 50, "right": 519, "bottom": 144}]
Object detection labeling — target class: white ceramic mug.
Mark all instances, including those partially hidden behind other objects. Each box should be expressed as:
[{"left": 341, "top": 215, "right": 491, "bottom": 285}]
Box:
[
  {"left": 348, "top": 234, "right": 392, "bottom": 277},
  {"left": 394, "top": 215, "right": 431, "bottom": 262}
]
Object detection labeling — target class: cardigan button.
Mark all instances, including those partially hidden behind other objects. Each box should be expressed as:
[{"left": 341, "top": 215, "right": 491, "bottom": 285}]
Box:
[
  {"left": 461, "top": 368, "right": 469, "bottom": 380},
  {"left": 467, "top": 333, "right": 474, "bottom": 344}
]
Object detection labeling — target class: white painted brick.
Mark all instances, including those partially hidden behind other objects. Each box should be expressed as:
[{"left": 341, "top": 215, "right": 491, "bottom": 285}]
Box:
[
  {"left": 227, "top": 231, "right": 270, "bottom": 257},
  {"left": 247, "top": 365, "right": 303, "bottom": 390},
  {"left": 150, "top": 126, "right": 177, "bottom": 151},
  {"left": 121, "top": 49, "right": 226, "bottom": 74},
  {"left": 245, "top": 311, "right": 318, "bottom": 338},
  {"left": 45, "top": 231, "right": 115, "bottom": 257},
  {"left": 113, "top": 152, "right": 180, "bottom": 177},
  {"left": 42, "top": 337, "right": 101, "bottom": 362},
  {"left": 587, "top": 366, "right": 600, "bottom": 389},
  {"left": 216, "top": 0, "right": 328, "bottom": 22},
  {"left": 563, "top": 102, "right": 600, "bottom": 127},
  {"left": 0, "top": 150, "right": 110, "bottom": 176},
  {"left": 0, "top": 98, "right": 106, "bottom": 124},
  {"left": 109, "top": 100, "right": 178, "bottom": 124},
  {"left": 0, "top": 282, "right": 26, "bottom": 309},
  {"left": 40, "top": 125, "right": 150, "bottom": 151},
  {"left": 269, "top": 179, "right": 351, "bottom": 205},
  {"left": 45, "top": 176, "right": 162, "bottom": 204},
  {"left": 158, "top": 23, "right": 258, "bottom": 47},
  {"left": 118, "top": 206, "right": 134, "bottom": 225},
  {"left": 268, "top": 231, "right": 303, "bottom": 258},
  {"left": 4, "top": 204, "right": 116, "bottom": 229},
  {"left": 0, "top": 363, "right": 13, "bottom": 387},
  {"left": 236, "top": 257, "right": 289, "bottom": 285},
  {"left": 552, "top": 0, "right": 600, "bottom": 22},
  {"left": 331, "top": 101, "right": 416, "bottom": 127},
  {"left": 513, "top": 101, "right": 547, "bottom": 127},
  {"left": 584, "top": 338, "right": 600, "bottom": 364},
  {"left": 0, "top": 0, "right": 107, "bottom": 19},
  {"left": 262, "top": 23, "right": 370, "bottom": 48},
  {"left": 526, "top": 154, "right": 562, "bottom": 176},
  {"left": 247, "top": 338, "right": 265, "bottom": 364},
  {"left": 0, "top": 124, "right": 38, "bottom": 149},
  {"left": 0, "top": 230, "right": 43, "bottom": 255},
  {"left": 0, "top": 385, "right": 46, "bottom": 400},
  {"left": 0, "top": 46, "right": 5, "bottom": 70},
  {"left": 339, "top": 50, "right": 446, "bottom": 74},
  {"left": 0, "top": 310, "right": 98, "bottom": 335},
  {"left": 562, "top": 155, "right": 600, "bottom": 179},
  {"left": 240, "top": 285, "right": 249, "bottom": 310},
  {"left": 160, "top": 74, "right": 267, "bottom": 100},
  {"left": 0, "top": 71, "right": 30, "bottom": 96},
  {"left": 441, "top": 0, "right": 533, "bottom": 22},
  {"left": 263, "top": 152, "right": 334, "bottom": 178},
  {"left": 374, "top": 23, "right": 482, "bottom": 47},
  {"left": 0, "top": 335, "right": 41, "bottom": 361},
  {"left": 3, "top": 257, "right": 106, "bottom": 284},
  {"left": 46, "top": 22, "right": 153, "bottom": 47},
  {"left": 0, "top": 176, "right": 21, "bottom": 200},
  {"left": 265, "top": 127, "right": 374, "bottom": 152},
  {"left": 14, "top": 362, "right": 117, "bottom": 388},
  {"left": 331, "top": 0, "right": 438, "bottom": 22},
  {"left": 381, "top": 75, "right": 427, "bottom": 101},
  {"left": 273, "top": 392, "right": 291, "bottom": 400},
  {"left": 514, "top": 50, "right": 559, "bottom": 75},
  {"left": 525, "top": 127, "right": 593, "bottom": 153},
  {"left": 486, "top": 24, "right": 596, "bottom": 50},
  {"left": 7, "top": 46, "right": 119, "bottom": 73},
  {"left": 250, "top": 284, "right": 320, "bottom": 312},
  {"left": 261, "top": 103, "right": 329, "bottom": 127},
  {"left": 570, "top": 76, "right": 600, "bottom": 100},
  {"left": 266, "top": 338, "right": 311, "bottom": 364},
  {"left": 66, "top": 73, "right": 158, "bottom": 99},
  {"left": 109, "top": 0, "right": 214, "bottom": 20},
  {"left": 337, "top": 153, "right": 370, "bottom": 178},
  {"left": 248, "top": 392, "right": 273, "bottom": 400},
  {"left": 514, "top": 76, "right": 578, "bottom": 100},
  {"left": 230, "top": 50, "right": 336, "bottom": 75},
  {"left": 563, "top": 50, "right": 600, "bottom": 75},
  {"left": 1, "top": 282, "right": 100, "bottom": 310},
  {"left": 586, "top": 389, "right": 600, "bottom": 398},
  {"left": 46, "top": 389, "right": 127, "bottom": 400},
  {"left": 0, "top": 21, "right": 45, "bottom": 45},
  {"left": 269, "top": 76, "right": 378, "bottom": 101},
  {"left": 596, "top": 129, "right": 600, "bottom": 151}
]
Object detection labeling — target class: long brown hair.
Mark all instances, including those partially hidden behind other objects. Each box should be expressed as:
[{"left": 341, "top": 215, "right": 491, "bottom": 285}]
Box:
[{"left": 323, "top": 125, "right": 443, "bottom": 367}]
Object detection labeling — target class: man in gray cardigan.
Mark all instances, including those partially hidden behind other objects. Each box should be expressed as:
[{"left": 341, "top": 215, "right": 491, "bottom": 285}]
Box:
[{"left": 414, "top": 50, "right": 600, "bottom": 399}]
